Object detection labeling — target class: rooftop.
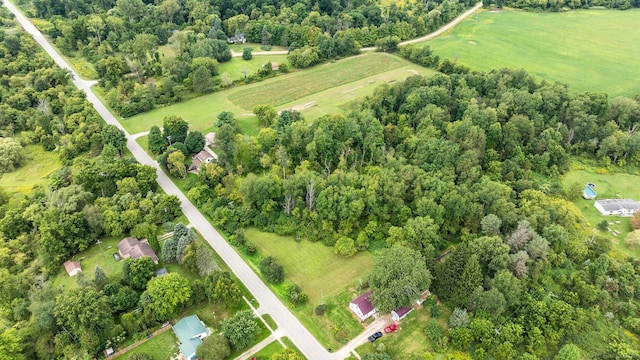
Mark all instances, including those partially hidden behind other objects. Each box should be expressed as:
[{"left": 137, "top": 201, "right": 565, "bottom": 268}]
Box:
[
  {"left": 595, "top": 198, "right": 640, "bottom": 212},
  {"left": 174, "top": 315, "right": 207, "bottom": 358},
  {"left": 350, "top": 291, "right": 375, "bottom": 315}
]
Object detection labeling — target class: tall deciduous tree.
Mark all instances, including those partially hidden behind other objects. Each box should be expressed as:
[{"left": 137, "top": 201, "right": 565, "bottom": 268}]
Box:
[
  {"left": 162, "top": 115, "right": 189, "bottom": 144},
  {"left": 221, "top": 310, "right": 258, "bottom": 349},
  {"left": 145, "top": 273, "right": 191, "bottom": 321},
  {"left": 185, "top": 131, "right": 205, "bottom": 154},
  {"left": 0, "top": 138, "right": 24, "bottom": 174},
  {"left": 253, "top": 104, "right": 277, "bottom": 127},
  {"left": 370, "top": 245, "right": 432, "bottom": 313},
  {"left": 124, "top": 257, "right": 156, "bottom": 290}
]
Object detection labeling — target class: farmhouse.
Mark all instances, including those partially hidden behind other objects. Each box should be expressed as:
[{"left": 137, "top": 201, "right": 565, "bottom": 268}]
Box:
[
  {"left": 391, "top": 306, "right": 414, "bottom": 321},
  {"left": 188, "top": 148, "right": 216, "bottom": 174},
  {"left": 173, "top": 315, "right": 210, "bottom": 360},
  {"left": 594, "top": 199, "right": 640, "bottom": 216},
  {"left": 63, "top": 261, "right": 82, "bottom": 277},
  {"left": 349, "top": 291, "right": 377, "bottom": 321},
  {"left": 117, "top": 237, "right": 159, "bottom": 264}
]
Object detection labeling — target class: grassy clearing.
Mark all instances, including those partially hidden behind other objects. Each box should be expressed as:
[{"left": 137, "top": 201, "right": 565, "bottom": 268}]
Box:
[
  {"left": 217, "top": 54, "right": 289, "bottom": 81},
  {"left": 562, "top": 167, "right": 640, "bottom": 259},
  {"left": 121, "top": 53, "right": 434, "bottom": 134},
  {"left": 229, "top": 42, "right": 289, "bottom": 53},
  {"left": 0, "top": 145, "right": 60, "bottom": 193},
  {"left": 379, "top": 0, "right": 416, "bottom": 7},
  {"left": 52, "top": 236, "right": 125, "bottom": 291},
  {"left": 243, "top": 228, "right": 371, "bottom": 349},
  {"left": 244, "top": 228, "right": 374, "bottom": 303},
  {"left": 426, "top": 9, "right": 640, "bottom": 97},
  {"left": 113, "top": 329, "right": 178, "bottom": 360}
]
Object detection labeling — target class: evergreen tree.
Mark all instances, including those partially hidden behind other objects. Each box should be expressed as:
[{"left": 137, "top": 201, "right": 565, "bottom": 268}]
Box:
[
  {"left": 94, "top": 265, "right": 108, "bottom": 290},
  {"left": 162, "top": 238, "right": 178, "bottom": 263},
  {"left": 148, "top": 125, "right": 167, "bottom": 154},
  {"left": 177, "top": 235, "right": 195, "bottom": 264}
]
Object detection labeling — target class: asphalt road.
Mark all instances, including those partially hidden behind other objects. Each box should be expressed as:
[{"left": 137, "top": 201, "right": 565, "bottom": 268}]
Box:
[{"left": 3, "top": 1, "right": 332, "bottom": 358}]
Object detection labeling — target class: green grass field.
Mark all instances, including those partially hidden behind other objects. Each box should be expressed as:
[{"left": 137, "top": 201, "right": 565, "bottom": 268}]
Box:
[
  {"left": 113, "top": 329, "right": 178, "bottom": 360},
  {"left": 426, "top": 9, "right": 640, "bottom": 97},
  {"left": 217, "top": 54, "right": 290, "bottom": 82},
  {"left": 562, "top": 168, "right": 640, "bottom": 259},
  {"left": 245, "top": 228, "right": 374, "bottom": 303},
  {"left": 228, "top": 42, "right": 289, "bottom": 53},
  {"left": 121, "top": 53, "right": 435, "bottom": 134},
  {"left": 244, "top": 228, "right": 372, "bottom": 349},
  {"left": 250, "top": 340, "right": 284, "bottom": 359},
  {"left": 0, "top": 145, "right": 60, "bottom": 193}
]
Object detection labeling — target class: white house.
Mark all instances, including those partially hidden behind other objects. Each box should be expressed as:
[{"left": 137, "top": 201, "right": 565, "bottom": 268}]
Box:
[
  {"left": 349, "top": 291, "right": 377, "bottom": 321},
  {"left": 594, "top": 199, "right": 640, "bottom": 216},
  {"left": 391, "top": 306, "right": 414, "bottom": 321}
]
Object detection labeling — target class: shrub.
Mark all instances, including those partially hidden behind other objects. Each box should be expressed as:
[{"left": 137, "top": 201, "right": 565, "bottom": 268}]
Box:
[
  {"left": 259, "top": 256, "right": 284, "bottom": 284},
  {"left": 245, "top": 243, "right": 257, "bottom": 256},
  {"left": 242, "top": 47, "right": 253, "bottom": 60},
  {"left": 315, "top": 304, "right": 328, "bottom": 315}
]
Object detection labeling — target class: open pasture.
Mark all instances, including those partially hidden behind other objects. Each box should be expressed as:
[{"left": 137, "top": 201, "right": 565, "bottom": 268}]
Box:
[
  {"left": 427, "top": 10, "right": 640, "bottom": 97},
  {"left": 121, "top": 53, "right": 435, "bottom": 134}
]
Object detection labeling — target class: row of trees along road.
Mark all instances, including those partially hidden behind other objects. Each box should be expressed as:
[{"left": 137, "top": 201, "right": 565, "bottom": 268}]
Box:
[
  {"left": 167, "top": 68, "right": 640, "bottom": 358},
  {"left": 0, "top": 12, "right": 253, "bottom": 360},
  {"left": 22, "top": 0, "right": 473, "bottom": 116}
]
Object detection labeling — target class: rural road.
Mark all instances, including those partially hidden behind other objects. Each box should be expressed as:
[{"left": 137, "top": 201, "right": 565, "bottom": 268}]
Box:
[{"left": 2, "top": 1, "right": 332, "bottom": 359}]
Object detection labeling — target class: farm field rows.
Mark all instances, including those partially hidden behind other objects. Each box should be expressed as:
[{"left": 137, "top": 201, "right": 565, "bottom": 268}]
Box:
[
  {"left": 427, "top": 9, "right": 640, "bottom": 97},
  {"left": 121, "top": 53, "right": 435, "bottom": 134}
]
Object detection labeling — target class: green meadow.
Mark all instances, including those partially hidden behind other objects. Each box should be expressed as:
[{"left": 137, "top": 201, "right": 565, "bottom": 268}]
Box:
[
  {"left": 217, "top": 54, "right": 290, "bottom": 82},
  {"left": 0, "top": 145, "right": 61, "bottom": 193},
  {"left": 121, "top": 53, "right": 436, "bottom": 134},
  {"left": 427, "top": 9, "right": 640, "bottom": 97}
]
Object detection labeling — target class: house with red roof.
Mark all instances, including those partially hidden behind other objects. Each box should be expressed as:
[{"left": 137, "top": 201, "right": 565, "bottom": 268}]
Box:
[
  {"left": 391, "top": 306, "right": 414, "bottom": 321},
  {"left": 349, "top": 291, "right": 377, "bottom": 321}
]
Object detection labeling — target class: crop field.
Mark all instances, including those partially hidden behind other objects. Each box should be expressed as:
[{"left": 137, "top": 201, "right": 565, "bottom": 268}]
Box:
[
  {"left": 427, "top": 10, "right": 640, "bottom": 97},
  {"left": 121, "top": 53, "right": 435, "bottom": 134}
]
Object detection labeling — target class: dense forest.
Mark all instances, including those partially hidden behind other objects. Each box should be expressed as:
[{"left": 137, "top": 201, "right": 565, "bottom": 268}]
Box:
[
  {"left": 16, "top": 0, "right": 471, "bottom": 116},
  {"left": 152, "top": 68, "right": 640, "bottom": 358},
  {"left": 0, "top": 9, "right": 250, "bottom": 359}
]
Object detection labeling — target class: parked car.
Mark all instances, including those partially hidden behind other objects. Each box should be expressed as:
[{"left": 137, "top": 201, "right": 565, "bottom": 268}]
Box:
[
  {"left": 368, "top": 331, "right": 383, "bottom": 343},
  {"left": 384, "top": 324, "right": 398, "bottom": 333}
]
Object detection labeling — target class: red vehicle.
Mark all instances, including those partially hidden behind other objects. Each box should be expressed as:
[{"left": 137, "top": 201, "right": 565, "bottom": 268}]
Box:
[{"left": 384, "top": 324, "right": 398, "bottom": 333}]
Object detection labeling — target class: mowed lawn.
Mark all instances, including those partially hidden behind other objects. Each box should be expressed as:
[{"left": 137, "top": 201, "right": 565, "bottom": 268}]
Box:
[
  {"left": 244, "top": 228, "right": 374, "bottom": 304},
  {"left": 0, "top": 145, "right": 61, "bottom": 193},
  {"left": 121, "top": 52, "right": 435, "bottom": 134},
  {"left": 52, "top": 236, "right": 125, "bottom": 291},
  {"left": 427, "top": 10, "right": 640, "bottom": 97},
  {"left": 113, "top": 329, "right": 178, "bottom": 360},
  {"left": 217, "top": 54, "right": 289, "bottom": 81},
  {"left": 562, "top": 169, "right": 640, "bottom": 258}
]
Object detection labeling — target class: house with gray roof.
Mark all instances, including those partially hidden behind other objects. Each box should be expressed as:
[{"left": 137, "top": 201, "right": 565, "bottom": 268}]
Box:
[{"left": 595, "top": 199, "right": 640, "bottom": 216}]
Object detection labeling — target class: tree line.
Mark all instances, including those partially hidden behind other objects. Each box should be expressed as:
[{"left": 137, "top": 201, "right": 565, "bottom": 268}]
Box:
[{"left": 19, "top": 0, "right": 472, "bottom": 116}]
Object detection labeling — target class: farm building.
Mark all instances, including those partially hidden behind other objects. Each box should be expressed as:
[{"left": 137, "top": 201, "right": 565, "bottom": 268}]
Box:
[
  {"left": 391, "top": 306, "right": 414, "bottom": 321},
  {"left": 173, "top": 315, "right": 210, "bottom": 360},
  {"left": 63, "top": 261, "right": 82, "bottom": 277},
  {"left": 594, "top": 199, "right": 640, "bottom": 216},
  {"left": 117, "top": 237, "right": 159, "bottom": 264},
  {"left": 349, "top": 291, "right": 377, "bottom": 321}
]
